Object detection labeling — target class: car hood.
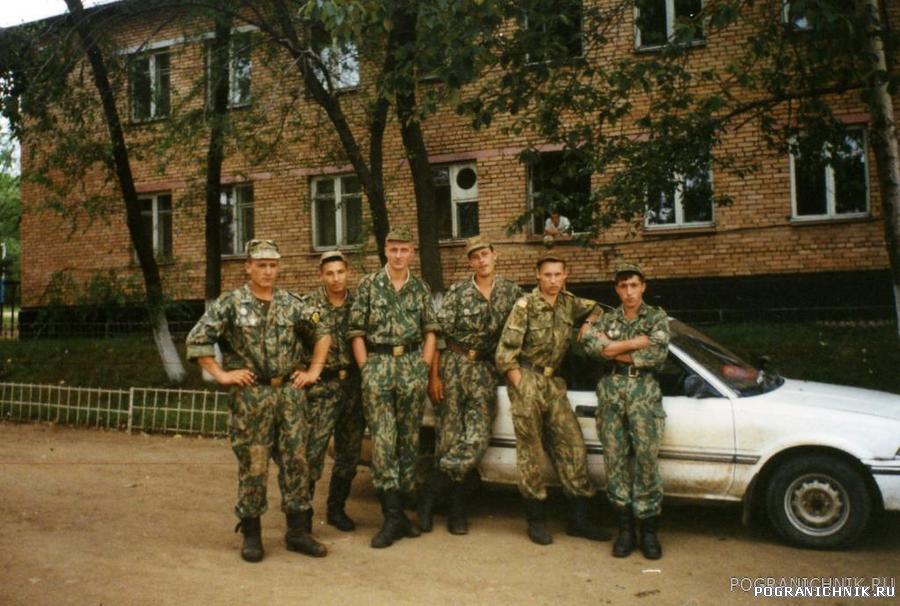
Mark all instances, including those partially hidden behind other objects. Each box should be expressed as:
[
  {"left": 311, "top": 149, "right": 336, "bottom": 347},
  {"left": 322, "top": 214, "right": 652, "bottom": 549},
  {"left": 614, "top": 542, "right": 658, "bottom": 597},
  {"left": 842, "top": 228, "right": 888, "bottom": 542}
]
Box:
[{"left": 772, "top": 379, "right": 900, "bottom": 421}]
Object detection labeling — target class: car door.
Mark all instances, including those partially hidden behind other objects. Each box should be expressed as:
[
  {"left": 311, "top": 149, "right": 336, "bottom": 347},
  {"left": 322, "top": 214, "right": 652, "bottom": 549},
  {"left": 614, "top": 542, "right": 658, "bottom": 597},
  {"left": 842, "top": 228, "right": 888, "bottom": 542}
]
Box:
[{"left": 571, "top": 346, "right": 737, "bottom": 499}]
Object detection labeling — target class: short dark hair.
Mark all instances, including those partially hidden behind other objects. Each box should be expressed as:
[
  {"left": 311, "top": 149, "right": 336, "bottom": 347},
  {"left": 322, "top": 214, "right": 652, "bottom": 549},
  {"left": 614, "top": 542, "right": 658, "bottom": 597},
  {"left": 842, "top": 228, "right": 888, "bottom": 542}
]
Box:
[
  {"left": 319, "top": 255, "right": 348, "bottom": 268},
  {"left": 614, "top": 271, "right": 644, "bottom": 285},
  {"left": 536, "top": 258, "right": 567, "bottom": 271}
]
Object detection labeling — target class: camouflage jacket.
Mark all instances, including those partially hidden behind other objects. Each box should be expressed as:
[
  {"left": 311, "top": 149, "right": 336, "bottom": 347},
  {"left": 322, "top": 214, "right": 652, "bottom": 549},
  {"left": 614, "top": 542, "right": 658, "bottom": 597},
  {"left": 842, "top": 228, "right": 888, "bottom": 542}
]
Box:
[
  {"left": 582, "top": 303, "right": 670, "bottom": 370},
  {"left": 495, "top": 288, "right": 600, "bottom": 374},
  {"left": 438, "top": 276, "right": 523, "bottom": 355},
  {"left": 347, "top": 267, "right": 439, "bottom": 345},
  {"left": 185, "top": 284, "right": 327, "bottom": 377},
  {"left": 301, "top": 286, "right": 355, "bottom": 371}
]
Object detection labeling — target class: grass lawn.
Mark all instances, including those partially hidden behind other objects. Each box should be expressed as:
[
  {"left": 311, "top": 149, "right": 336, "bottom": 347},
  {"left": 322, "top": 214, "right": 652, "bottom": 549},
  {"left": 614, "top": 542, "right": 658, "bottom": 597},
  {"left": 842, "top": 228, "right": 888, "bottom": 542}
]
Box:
[{"left": 0, "top": 322, "right": 897, "bottom": 394}]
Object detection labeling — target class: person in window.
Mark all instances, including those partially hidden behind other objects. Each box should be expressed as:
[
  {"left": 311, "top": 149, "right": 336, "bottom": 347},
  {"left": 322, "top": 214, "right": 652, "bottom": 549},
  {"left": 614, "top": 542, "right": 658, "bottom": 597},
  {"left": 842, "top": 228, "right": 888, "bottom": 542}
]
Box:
[
  {"left": 185, "top": 239, "right": 331, "bottom": 562},
  {"left": 582, "top": 262, "right": 670, "bottom": 560},
  {"left": 543, "top": 210, "right": 572, "bottom": 237}
]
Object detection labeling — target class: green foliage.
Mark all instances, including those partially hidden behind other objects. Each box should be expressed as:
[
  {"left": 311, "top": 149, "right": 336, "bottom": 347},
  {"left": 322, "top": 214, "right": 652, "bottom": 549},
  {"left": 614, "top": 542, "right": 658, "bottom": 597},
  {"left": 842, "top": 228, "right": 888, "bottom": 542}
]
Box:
[{"left": 0, "top": 130, "right": 19, "bottom": 281}]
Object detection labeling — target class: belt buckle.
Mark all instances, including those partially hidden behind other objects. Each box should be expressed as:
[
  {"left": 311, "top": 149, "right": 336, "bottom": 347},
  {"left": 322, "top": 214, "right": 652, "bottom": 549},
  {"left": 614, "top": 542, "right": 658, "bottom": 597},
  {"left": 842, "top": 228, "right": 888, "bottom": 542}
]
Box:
[
  {"left": 466, "top": 349, "right": 478, "bottom": 361},
  {"left": 543, "top": 366, "right": 554, "bottom": 378},
  {"left": 338, "top": 369, "right": 348, "bottom": 381},
  {"left": 392, "top": 345, "right": 405, "bottom": 357},
  {"left": 627, "top": 365, "right": 639, "bottom": 379},
  {"left": 271, "top": 377, "right": 284, "bottom": 387}
]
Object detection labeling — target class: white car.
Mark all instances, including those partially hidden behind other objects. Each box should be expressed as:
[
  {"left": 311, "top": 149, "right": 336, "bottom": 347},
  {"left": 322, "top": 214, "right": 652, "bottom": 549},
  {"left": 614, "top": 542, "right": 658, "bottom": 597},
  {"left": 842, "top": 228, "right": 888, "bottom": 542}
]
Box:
[{"left": 438, "top": 318, "right": 900, "bottom": 550}]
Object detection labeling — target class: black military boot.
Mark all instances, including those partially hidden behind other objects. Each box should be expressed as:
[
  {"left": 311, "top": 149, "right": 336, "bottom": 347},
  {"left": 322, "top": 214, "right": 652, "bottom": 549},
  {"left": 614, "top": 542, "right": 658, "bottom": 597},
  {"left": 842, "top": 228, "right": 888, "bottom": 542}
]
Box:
[
  {"left": 612, "top": 506, "right": 636, "bottom": 558},
  {"left": 566, "top": 497, "right": 611, "bottom": 541},
  {"left": 416, "top": 468, "right": 450, "bottom": 533},
  {"left": 446, "top": 481, "right": 468, "bottom": 535},
  {"left": 399, "top": 493, "right": 422, "bottom": 538},
  {"left": 285, "top": 511, "right": 328, "bottom": 557},
  {"left": 640, "top": 515, "right": 662, "bottom": 560},
  {"left": 371, "top": 490, "right": 406, "bottom": 549},
  {"left": 326, "top": 475, "right": 356, "bottom": 532},
  {"left": 234, "top": 516, "right": 263, "bottom": 563},
  {"left": 524, "top": 498, "right": 552, "bottom": 545}
]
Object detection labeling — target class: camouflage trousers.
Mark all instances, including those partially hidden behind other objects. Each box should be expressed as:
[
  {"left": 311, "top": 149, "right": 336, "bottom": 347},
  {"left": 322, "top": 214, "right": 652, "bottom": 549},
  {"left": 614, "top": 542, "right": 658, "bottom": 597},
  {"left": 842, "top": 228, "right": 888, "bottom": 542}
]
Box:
[
  {"left": 361, "top": 352, "right": 429, "bottom": 492},
  {"left": 596, "top": 374, "right": 665, "bottom": 518},
  {"left": 435, "top": 352, "right": 497, "bottom": 482},
  {"left": 507, "top": 369, "right": 595, "bottom": 500},
  {"left": 229, "top": 384, "right": 310, "bottom": 518},
  {"left": 303, "top": 372, "right": 365, "bottom": 485}
]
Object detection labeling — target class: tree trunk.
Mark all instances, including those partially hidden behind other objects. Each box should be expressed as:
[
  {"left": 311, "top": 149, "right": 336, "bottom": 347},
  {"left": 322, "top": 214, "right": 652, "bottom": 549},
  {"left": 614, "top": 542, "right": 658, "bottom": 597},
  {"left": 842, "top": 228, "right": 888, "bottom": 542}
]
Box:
[
  {"left": 205, "top": 13, "right": 231, "bottom": 303},
  {"left": 269, "top": 0, "right": 390, "bottom": 265},
  {"left": 859, "top": 0, "right": 900, "bottom": 337},
  {"left": 64, "top": 0, "right": 186, "bottom": 381},
  {"left": 392, "top": 1, "right": 444, "bottom": 293}
]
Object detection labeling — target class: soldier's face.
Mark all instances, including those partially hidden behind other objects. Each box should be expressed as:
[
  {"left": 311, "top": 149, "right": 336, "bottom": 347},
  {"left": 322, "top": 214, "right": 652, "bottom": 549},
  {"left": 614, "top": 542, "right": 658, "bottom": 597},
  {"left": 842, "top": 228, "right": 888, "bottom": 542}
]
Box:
[
  {"left": 245, "top": 259, "right": 279, "bottom": 290},
  {"left": 319, "top": 260, "right": 348, "bottom": 295},
  {"left": 385, "top": 241, "right": 413, "bottom": 272},
  {"left": 615, "top": 275, "right": 646, "bottom": 311},
  {"left": 468, "top": 247, "right": 497, "bottom": 278},
  {"left": 536, "top": 261, "right": 567, "bottom": 296}
]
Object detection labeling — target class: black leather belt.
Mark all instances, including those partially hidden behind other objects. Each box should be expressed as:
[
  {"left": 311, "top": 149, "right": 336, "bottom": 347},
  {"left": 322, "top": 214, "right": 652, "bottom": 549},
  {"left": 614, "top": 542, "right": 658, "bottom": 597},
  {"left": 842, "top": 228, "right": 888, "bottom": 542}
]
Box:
[
  {"left": 519, "top": 358, "right": 557, "bottom": 378},
  {"left": 254, "top": 374, "right": 292, "bottom": 387},
  {"left": 446, "top": 338, "right": 490, "bottom": 362},
  {"left": 320, "top": 366, "right": 353, "bottom": 382},
  {"left": 611, "top": 363, "right": 655, "bottom": 379},
  {"left": 369, "top": 342, "right": 422, "bottom": 357}
]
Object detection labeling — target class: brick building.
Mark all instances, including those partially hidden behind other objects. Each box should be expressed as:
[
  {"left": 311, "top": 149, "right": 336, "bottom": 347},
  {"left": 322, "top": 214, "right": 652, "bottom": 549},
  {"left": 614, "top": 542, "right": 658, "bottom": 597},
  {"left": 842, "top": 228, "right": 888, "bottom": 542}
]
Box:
[{"left": 17, "top": 1, "right": 897, "bottom": 325}]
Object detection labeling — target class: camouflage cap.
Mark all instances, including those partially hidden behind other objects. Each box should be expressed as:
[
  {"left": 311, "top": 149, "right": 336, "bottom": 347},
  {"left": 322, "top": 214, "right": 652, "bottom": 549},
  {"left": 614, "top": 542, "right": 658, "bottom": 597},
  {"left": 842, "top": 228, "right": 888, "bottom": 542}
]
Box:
[
  {"left": 245, "top": 239, "right": 281, "bottom": 259},
  {"left": 386, "top": 225, "right": 413, "bottom": 243},
  {"left": 465, "top": 235, "right": 492, "bottom": 257},
  {"left": 536, "top": 249, "right": 566, "bottom": 268},
  {"left": 319, "top": 249, "right": 347, "bottom": 266},
  {"left": 614, "top": 261, "right": 644, "bottom": 279}
]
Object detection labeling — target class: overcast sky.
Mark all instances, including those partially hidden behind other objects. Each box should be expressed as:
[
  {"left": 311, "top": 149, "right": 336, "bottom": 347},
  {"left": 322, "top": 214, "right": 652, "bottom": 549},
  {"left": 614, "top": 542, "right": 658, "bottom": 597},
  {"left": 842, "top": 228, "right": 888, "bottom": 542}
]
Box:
[{"left": 0, "top": 1, "right": 118, "bottom": 28}]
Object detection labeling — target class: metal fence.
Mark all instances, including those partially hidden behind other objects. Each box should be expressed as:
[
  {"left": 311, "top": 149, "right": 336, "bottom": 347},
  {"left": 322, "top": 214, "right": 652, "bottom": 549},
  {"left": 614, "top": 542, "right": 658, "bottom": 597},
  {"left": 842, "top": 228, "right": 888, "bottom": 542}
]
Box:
[
  {"left": 0, "top": 383, "right": 230, "bottom": 436},
  {"left": 0, "top": 280, "right": 18, "bottom": 339}
]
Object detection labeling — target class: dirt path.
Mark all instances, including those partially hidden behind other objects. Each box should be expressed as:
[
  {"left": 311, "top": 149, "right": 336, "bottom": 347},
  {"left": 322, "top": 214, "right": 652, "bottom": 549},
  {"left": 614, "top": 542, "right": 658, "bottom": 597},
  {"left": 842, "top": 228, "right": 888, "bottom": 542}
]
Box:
[{"left": 1, "top": 423, "right": 897, "bottom": 606}]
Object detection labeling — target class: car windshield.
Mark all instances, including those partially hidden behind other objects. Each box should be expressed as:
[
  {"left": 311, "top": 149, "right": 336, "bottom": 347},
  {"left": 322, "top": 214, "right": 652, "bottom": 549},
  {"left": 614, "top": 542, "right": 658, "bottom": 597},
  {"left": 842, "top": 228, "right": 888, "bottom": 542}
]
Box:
[{"left": 669, "top": 320, "right": 783, "bottom": 396}]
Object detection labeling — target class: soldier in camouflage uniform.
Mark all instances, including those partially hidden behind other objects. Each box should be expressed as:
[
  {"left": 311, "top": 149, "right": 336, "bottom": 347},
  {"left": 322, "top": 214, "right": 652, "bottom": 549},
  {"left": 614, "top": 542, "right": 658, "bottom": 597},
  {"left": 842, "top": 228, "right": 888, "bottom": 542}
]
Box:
[
  {"left": 348, "top": 226, "right": 438, "bottom": 549},
  {"left": 420, "top": 235, "right": 523, "bottom": 535},
  {"left": 495, "top": 250, "right": 610, "bottom": 546},
  {"left": 582, "top": 262, "right": 670, "bottom": 559},
  {"left": 300, "top": 250, "right": 365, "bottom": 533},
  {"left": 185, "top": 239, "right": 331, "bottom": 562}
]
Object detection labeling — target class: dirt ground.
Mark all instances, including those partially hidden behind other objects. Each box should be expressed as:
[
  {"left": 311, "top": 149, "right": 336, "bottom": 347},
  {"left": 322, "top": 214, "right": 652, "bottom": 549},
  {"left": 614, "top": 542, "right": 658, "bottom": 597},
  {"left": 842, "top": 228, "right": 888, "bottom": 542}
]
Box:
[{"left": 1, "top": 423, "right": 897, "bottom": 606}]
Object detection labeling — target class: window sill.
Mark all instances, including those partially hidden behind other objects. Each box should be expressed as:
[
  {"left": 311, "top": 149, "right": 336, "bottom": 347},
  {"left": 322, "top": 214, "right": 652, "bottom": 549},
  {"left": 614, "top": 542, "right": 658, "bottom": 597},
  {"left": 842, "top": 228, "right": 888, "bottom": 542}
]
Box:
[
  {"left": 312, "top": 245, "right": 363, "bottom": 253},
  {"left": 634, "top": 39, "right": 706, "bottom": 54},
  {"left": 129, "top": 116, "right": 169, "bottom": 126},
  {"left": 789, "top": 214, "right": 872, "bottom": 227},
  {"left": 220, "top": 253, "right": 249, "bottom": 260},
  {"left": 642, "top": 223, "right": 716, "bottom": 237}
]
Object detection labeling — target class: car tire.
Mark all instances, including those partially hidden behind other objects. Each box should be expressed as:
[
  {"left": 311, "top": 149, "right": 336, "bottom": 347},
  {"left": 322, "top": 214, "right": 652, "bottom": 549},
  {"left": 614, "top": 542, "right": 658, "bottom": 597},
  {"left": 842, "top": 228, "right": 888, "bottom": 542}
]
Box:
[{"left": 765, "top": 453, "right": 871, "bottom": 549}]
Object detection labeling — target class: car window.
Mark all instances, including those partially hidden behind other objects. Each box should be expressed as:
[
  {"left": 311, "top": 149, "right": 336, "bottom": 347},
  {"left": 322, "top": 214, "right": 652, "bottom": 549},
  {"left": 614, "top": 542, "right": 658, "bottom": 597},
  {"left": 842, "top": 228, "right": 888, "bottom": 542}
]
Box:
[{"left": 658, "top": 353, "right": 723, "bottom": 399}]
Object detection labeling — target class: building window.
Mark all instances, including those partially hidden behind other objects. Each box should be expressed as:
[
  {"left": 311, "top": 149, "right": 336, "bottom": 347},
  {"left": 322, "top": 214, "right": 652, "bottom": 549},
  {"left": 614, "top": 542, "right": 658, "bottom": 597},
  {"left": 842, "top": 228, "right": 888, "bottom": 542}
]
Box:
[
  {"left": 434, "top": 164, "right": 479, "bottom": 241},
  {"left": 312, "top": 175, "right": 363, "bottom": 250},
  {"left": 138, "top": 193, "right": 173, "bottom": 258},
  {"left": 221, "top": 184, "right": 254, "bottom": 256},
  {"left": 208, "top": 31, "right": 252, "bottom": 107},
  {"left": 635, "top": 0, "right": 704, "bottom": 49},
  {"left": 310, "top": 26, "right": 359, "bottom": 91},
  {"left": 527, "top": 151, "right": 592, "bottom": 234},
  {"left": 526, "top": 0, "right": 583, "bottom": 63},
  {"left": 130, "top": 50, "right": 170, "bottom": 121},
  {"left": 645, "top": 166, "right": 714, "bottom": 228},
  {"left": 791, "top": 129, "right": 869, "bottom": 220},
  {"left": 782, "top": 1, "right": 813, "bottom": 31}
]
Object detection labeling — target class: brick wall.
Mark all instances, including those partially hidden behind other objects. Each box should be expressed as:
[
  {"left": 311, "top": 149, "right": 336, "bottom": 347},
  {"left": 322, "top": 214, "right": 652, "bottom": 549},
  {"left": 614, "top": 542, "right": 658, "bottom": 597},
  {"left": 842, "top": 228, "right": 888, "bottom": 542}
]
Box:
[{"left": 19, "top": 1, "right": 895, "bottom": 309}]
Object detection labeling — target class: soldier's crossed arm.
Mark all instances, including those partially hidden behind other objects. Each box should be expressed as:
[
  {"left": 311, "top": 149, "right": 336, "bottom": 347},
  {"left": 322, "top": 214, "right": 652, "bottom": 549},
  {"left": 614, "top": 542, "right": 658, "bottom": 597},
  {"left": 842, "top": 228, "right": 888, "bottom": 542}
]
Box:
[{"left": 631, "top": 311, "right": 670, "bottom": 369}]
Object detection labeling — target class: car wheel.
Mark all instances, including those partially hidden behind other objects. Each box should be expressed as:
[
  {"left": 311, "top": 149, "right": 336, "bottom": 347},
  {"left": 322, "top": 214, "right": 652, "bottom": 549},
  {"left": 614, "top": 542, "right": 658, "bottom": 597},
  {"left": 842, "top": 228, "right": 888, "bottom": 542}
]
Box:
[{"left": 765, "top": 454, "right": 871, "bottom": 549}]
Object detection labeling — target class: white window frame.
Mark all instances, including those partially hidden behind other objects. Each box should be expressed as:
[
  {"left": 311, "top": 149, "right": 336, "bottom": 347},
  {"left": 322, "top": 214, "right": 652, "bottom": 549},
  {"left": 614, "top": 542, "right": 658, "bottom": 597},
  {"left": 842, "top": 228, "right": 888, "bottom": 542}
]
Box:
[
  {"left": 137, "top": 193, "right": 173, "bottom": 260},
  {"left": 130, "top": 49, "right": 170, "bottom": 122},
  {"left": 644, "top": 168, "right": 715, "bottom": 229},
  {"left": 434, "top": 163, "right": 479, "bottom": 241},
  {"left": 221, "top": 184, "right": 254, "bottom": 256},
  {"left": 789, "top": 129, "right": 870, "bottom": 221},
  {"left": 634, "top": 0, "right": 705, "bottom": 50},
  {"left": 207, "top": 31, "right": 253, "bottom": 108},
  {"left": 311, "top": 175, "right": 363, "bottom": 250}
]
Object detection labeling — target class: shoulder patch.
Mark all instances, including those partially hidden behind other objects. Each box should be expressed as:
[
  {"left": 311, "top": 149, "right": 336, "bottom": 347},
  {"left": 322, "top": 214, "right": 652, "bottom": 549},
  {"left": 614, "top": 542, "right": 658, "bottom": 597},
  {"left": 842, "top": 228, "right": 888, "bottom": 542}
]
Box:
[
  {"left": 515, "top": 297, "right": 528, "bottom": 308},
  {"left": 312, "top": 311, "right": 321, "bottom": 324}
]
